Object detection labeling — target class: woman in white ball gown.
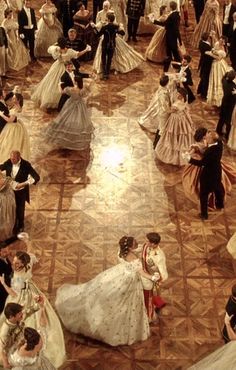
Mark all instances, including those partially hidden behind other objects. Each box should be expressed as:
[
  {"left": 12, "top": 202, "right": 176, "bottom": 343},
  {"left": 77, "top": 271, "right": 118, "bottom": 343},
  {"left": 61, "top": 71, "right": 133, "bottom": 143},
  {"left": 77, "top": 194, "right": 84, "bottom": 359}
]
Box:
[
  {"left": 0, "top": 172, "right": 15, "bottom": 241},
  {"left": 31, "top": 37, "right": 90, "bottom": 110},
  {"left": 35, "top": 0, "right": 63, "bottom": 58},
  {"left": 55, "top": 236, "right": 160, "bottom": 346}
]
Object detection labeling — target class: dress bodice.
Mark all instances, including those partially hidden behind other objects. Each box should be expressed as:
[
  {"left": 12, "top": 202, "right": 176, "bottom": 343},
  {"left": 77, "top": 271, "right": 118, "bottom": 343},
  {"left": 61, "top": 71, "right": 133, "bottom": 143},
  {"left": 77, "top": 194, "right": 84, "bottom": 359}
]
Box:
[
  {"left": 40, "top": 5, "right": 57, "bottom": 26},
  {"left": 73, "top": 11, "right": 92, "bottom": 26},
  {"left": 9, "top": 350, "right": 38, "bottom": 366},
  {"left": 119, "top": 257, "right": 142, "bottom": 273},
  {"left": 172, "top": 99, "right": 188, "bottom": 112},
  {"left": 2, "top": 19, "right": 19, "bottom": 32},
  {"left": 206, "top": 0, "right": 219, "bottom": 14},
  {"left": 11, "top": 268, "right": 32, "bottom": 294},
  {"left": 48, "top": 46, "right": 78, "bottom": 61}
]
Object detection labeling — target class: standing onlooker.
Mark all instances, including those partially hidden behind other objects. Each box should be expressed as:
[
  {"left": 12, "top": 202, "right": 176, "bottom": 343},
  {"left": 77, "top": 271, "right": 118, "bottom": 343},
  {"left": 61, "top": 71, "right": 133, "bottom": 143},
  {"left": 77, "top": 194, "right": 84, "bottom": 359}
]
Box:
[
  {"left": 192, "top": 0, "right": 205, "bottom": 23},
  {"left": 141, "top": 232, "right": 168, "bottom": 321},
  {"left": 126, "top": 0, "right": 145, "bottom": 42},
  {"left": 58, "top": 0, "right": 77, "bottom": 37},
  {"left": 189, "top": 131, "right": 224, "bottom": 220},
  {"left": 0, "top": 242, "right": 13, "bottom": 314},
  {"left": 217, "top": 70, "right": 236, "bottom": 141},
  {"left": 222, "top": 284, "right": 236, "bottom": 343},
  {"left": 222, "top": 0, "right": 236, "bottom": 37},
  {"left": 18, "top": 0, "right": 37, "bottom": 62},
  {"left": 0, "top": 150, "right": 40, "bottom": 233},
  {"left": 153, "top": 1, "right": 182, "bottom": 72},
  {"left": 197, "top": 32, "right": 214, "bottom": 99},
  {"left": 228, "top": 12, "right": 236, "bottom": 71},
  {"left": 0, "top": 26, "right": 8, "bottom": 79},
  {"left": 2, "top": 8, "right": 29, "bottom": 71}
]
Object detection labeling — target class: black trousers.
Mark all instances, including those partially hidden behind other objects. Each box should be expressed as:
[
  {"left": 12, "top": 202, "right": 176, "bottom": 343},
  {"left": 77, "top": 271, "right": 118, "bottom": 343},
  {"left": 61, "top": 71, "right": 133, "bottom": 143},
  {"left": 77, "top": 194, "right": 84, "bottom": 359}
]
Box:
[
  {"left": 127, "top": 17, "right": 140, "bottom": 39},
  {"left": 197, "top": 66, "right": 211, "bottom": 98},
  {"left": 101, "top": 47, "right": 114, "bottom": 76},
  {"left": 22, "top": 29, "right": 35, "bottom": 59},
  {"left": 14, "top": 190, "right": 27, "bottom": 231},
  {"left": 163, "top": 41, "right": 181, "bottom": 72},
  {"left": 183, "top": 83, "right": 195, "bottom": 103},
  {"left": 199, "top": 182, "right": 224, "bottom": 217},
  {"left": 217, "top": 115, "right": 232, "bottom": 140},
  {"left": 193, "top": 1, "right": 205, "bottom": 23},
  {"left": 222, "top": 24, "right": 230, "bottom": 38},
  {"left": 93, "top": 0, "right": 103, "bottom": 22}
]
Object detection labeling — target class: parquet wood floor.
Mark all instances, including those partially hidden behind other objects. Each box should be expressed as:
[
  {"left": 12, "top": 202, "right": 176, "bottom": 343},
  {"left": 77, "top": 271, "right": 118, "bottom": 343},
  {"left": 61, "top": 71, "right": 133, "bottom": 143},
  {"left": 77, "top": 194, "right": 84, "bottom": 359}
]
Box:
[{"left": 2, "top": 1, "right": 236, "bottom": 369}]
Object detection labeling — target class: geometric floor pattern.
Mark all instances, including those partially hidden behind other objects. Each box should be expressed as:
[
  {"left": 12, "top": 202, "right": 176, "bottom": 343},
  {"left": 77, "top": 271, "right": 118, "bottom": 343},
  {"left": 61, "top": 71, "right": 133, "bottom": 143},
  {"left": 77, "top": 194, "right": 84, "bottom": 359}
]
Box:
[{"left": 3, "top": 1, "right": 236, "bottom": 368}]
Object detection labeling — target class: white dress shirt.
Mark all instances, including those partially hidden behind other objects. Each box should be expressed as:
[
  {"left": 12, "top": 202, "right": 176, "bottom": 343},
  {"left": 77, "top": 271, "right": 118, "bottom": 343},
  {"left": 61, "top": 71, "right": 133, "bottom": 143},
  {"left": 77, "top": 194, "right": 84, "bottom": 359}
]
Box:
[
  {"left": 223, "top": 3, "right": 231, "bottom": 24},
  {"left": 23, "top": 6, "right": 33, "bottom": 29},
  {"left": 11, "top": 160, "right": 35, "bottom": 185}
]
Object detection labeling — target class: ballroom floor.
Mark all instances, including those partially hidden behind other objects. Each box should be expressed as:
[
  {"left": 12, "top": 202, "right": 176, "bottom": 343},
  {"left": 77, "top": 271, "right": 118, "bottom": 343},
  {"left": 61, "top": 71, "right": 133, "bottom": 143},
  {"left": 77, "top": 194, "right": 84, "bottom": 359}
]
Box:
[{"left": 3, "top": 0, "right": 236, "bottom": 369}]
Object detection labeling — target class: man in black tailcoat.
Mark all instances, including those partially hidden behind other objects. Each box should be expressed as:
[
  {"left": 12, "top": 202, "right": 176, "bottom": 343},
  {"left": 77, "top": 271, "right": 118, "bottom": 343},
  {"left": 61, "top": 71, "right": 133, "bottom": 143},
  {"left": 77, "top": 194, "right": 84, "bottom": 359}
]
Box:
[
  {"left": 18, "top": 0, "right": 37, "bottom": 61},
  {"left": 154, "top": 1, "right": 181, "bottom": 72},
  {"left": 58, "top": 0, "right": 78, "bottom": 36},
  {"left": 189, "top": 131, "right": 224, "bottom": 220},
  {"left": 223, "top": 284, "right": 236, "bottom": 342},
  {"left": 0, "top": 151, "right": 40, "bottom": 233},
  {"left": 223, "top": 0, "right": 236, "bottom": 37},
  {"left": 192, "top": 0, "right": 205, "bottom": 23},
  {"left": 197, "top": 32, "right": 214, "bottom": 99},
  {"left": 58, "top": 61, "right": 79, "bottom": 111},
  {"left": 0, "top": 89, "right": 9, "bottom": 133},
  {"left": 228, "top": 11, "right": 236, "bottom": 71},
  {"left": 0, "top": 240, "right": 14, "bottom": 313},
  {"left": 216, "top": 70, "right": 236, "bottom": 141}
]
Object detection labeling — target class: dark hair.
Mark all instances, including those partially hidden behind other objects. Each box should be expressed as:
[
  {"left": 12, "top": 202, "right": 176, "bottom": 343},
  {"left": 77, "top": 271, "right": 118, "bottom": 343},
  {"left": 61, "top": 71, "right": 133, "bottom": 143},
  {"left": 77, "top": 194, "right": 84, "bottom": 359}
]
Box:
[
  {"left": 177, "top": 87, "right": 187, "bottom": 102},
  {"left": 183, "top": 54, "right": 191, "bottom": 63},
  {"left": 146, "top": 232, "right": 161, "bottom": 245},
  {"left": 24, "top": 327, "right": 40, "bottom": 351},
  {"left": 159, "top": 5, "right": 167, "bottom": 15},
  {"left": 0, "top": 89, "right": 3, "bottom": 98},
  {"left": 119, "top": 236, "right": 134, "bottom": 258},
  {"left": 194, "top": 127, "right": 207, "bottom": 142},
  {"left": 15, "top": 251, "right": 31, "bottom": 271},
  {"left": 232, "top": 284, "right": 236, "bottom": 297},
  {"left": 77, "top": 1, "right": 85, "bottom": 9},
  {"left": 201, "top": 32, "right": 209, "bottom": 41},
  {"left": 57, "top": 37, "right": 67, "bottom": 49},
  {"left": 225, "top": 70, "right": 236, "bottom": 81},
  {"left": 75, "top": 76, "right": 83, "bottom": 89},
  {"left": 107, "top": 11, "right": 115, "bottom": 22},
  {"left": 169, "top": 1, "right": 177, "bottom": 11},
  {"left": 15, "top": 93, "right": 24, "bottom": 108},
  {"left": 5, "top": 92, "right": 14, "bottom": 102},
  {"left": 159, "top": 75, "right": 169, "bottom": 87},
  {"left": 4, "top": 303, "right": 23, "bottom": 319},
  {"left": 4, "top": 8, "right": 13, "bottom": 17}
]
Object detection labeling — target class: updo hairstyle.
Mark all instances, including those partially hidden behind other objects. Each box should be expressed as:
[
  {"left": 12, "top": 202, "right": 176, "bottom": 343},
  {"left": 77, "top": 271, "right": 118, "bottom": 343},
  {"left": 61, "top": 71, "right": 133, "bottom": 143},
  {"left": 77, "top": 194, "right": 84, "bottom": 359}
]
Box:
[
  {"left": 15, "top": 251, "right": 31, "bottom": 271},
  {"left": 24, "top": 327, "right": 40, "bottom": 351},
  {"left": 119, "top": 236, "right": 134, "bottom": 258},
  {"left": 193, "top": 127, "right": 207, "bottom": 142}
]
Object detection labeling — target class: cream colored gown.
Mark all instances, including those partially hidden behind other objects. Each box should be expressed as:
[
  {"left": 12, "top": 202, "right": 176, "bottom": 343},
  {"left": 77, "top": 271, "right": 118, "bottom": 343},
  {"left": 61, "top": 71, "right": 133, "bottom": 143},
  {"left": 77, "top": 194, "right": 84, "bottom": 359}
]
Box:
[
  {"left": 0, "top": 108, "right": 30, "bottom": 162},
  {"left": 6, "top": 0, "right": 23, "bottom": 12},
  {"left": 0, "top": 178, "right": 15, "bottom": 242},
  {"left": 0, "top": 255, "right": 66, "bottom": 369},
  {"left": 188, "top": 341, "right": 236, "bottom": 369},
  {"left": 228, "top": 106, "right": 236, "bottom": 151},
  {"left": 1, "top": 18, "right": 29, "bottom": 71},
  {"left": 55, "top": 258, "right": 150, "bottom": 346},
  {"left": 35, "top": 5, "right": 63, "bottom": 58},
  {"left": 0, "top": 1, "right": 7, "bottom": 25},
  {"left": 207, "top": 46, "right": 231, "bottom": 107}
]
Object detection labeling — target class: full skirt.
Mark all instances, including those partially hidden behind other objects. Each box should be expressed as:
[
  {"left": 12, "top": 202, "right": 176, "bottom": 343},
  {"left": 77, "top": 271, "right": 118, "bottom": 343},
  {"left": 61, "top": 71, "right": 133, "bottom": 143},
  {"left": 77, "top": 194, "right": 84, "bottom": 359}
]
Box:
[
  {"left": 145, "top": 27, "right": 167, "bottom": 63},
  {"left": 55, "top": 262, "right": 150, "bottom": 346},
  {"left": 207, "top": 59, "right": 231, "bottom": 107},
  {"left": 31, "top": 60, "right": 65, "bottom": 109},
  {"left": 226, "top": 232, "right": 236, "bottom": 259},
  {"left": 6, "top": 35, "right": 29, "bottom": 71},
  {"left": 191, "top": 11, "right": 221, "bottom": 49},
  {"left": 45, "top": 96, "right": 94, "bottom": 150},
  {"left": 155, "top": 110, "right": 195, "bottom": 166},
  {"left": 0, "top": 184, "right": 15, "bottom": 242},
  {"left": 188, "top": 341, "right": 236, "bottom": 370},
  {"left": 93, "top": 36, "right": 144, "bottom": 74},
  {"left": 228, "top": 106, "right": 236, "bottom": 151},
  {"left": 35, "top": 18, "right": 63, "bottom": 58},
  {"left": 0, "top": 120, "right": 30, "bottom": 162}
]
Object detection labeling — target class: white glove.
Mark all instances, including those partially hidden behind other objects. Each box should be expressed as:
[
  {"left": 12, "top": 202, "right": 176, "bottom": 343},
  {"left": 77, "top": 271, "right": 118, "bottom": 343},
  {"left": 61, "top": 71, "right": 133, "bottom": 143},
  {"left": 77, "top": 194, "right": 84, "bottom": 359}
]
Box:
[
  {"left": 20, "top": 33, "right": 25, "bottom": 39},
  {"left": 86, "top": 44, "right": 91, "bottom": 52}
]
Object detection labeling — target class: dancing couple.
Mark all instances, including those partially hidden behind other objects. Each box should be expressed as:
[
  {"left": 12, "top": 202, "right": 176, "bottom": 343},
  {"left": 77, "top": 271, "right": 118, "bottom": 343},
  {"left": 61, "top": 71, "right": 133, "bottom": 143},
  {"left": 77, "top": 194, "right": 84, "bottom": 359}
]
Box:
[{"left": 55, "top": 232, "right": 168, "bottom": 346}]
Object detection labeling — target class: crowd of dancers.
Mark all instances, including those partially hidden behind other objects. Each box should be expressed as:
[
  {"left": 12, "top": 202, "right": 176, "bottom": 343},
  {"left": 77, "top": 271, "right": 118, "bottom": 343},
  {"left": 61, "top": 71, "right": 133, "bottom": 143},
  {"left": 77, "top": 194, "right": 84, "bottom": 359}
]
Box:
[{"left": 0, "top": 0, "right": 236, "bottom": 368}]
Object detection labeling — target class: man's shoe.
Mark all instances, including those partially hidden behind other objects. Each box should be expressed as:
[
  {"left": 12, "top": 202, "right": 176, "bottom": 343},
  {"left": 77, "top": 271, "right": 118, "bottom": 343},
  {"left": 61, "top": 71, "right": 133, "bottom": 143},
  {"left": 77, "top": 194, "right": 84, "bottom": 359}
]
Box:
[{"left": 198, "top": 213, "right": 208, "bottom": 220}]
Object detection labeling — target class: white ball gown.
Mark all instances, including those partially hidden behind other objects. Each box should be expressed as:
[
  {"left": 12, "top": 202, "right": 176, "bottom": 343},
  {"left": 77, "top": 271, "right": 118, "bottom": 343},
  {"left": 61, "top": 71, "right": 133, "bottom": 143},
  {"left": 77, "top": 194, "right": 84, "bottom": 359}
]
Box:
[
  {"left": 0, "top": 177, "right": 15, "bottom": 242},
  {"left": 0, "top": 108, "right": 31, "bottom": 162},
  {"left": 0, "top": 254, "right": 66, "bottom": 369},
  {"left": 93, "top": 34, "right": 144, "bottom": 74},
  {"left": 31, "top": 46, "right": 78, "bottom": 110},
  {"left": 188, "top": 341, "right": 236, "bottom": 370},
  {"left": 1, "top": 18, "right": 29, "bottom": 71},
  {"left": 45, "top": 85, "right": 94, "bottom": 150},
  {"left": 35, "top": 4, "right": 63, "bottom": 58},
  {"left": 55, "top": 258, "right": 150, "bottom": 346},
  {"left": 207, "top": 45, "right": 231, "bottom": 107}
]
